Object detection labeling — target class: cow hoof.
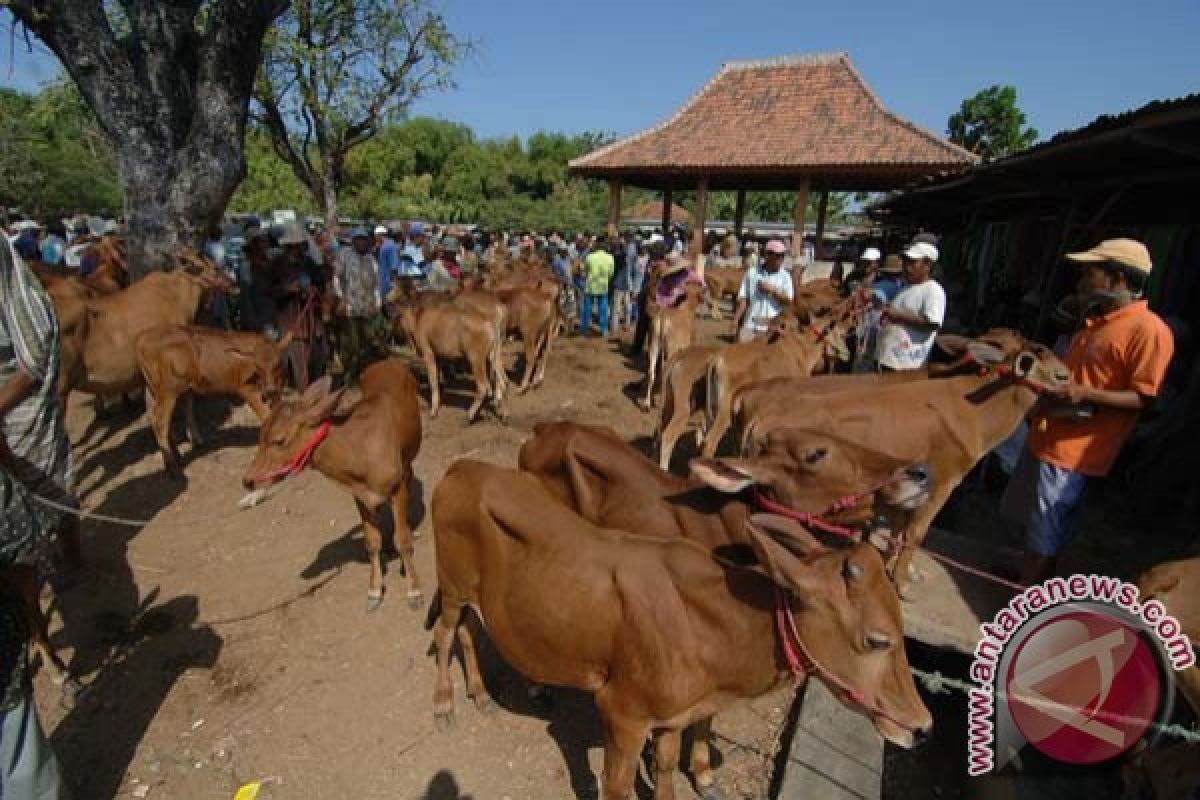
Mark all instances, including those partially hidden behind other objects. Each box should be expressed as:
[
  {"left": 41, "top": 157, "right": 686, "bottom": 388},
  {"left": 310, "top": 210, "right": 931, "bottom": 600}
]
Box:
[
  {"left": 699, "top": 786, "right": 726, "bottom": 800},
  {"left": 434, "top": 710, "right": 456, "bottom": 732},
  {"left": 472, "top": 694, "right": 496, "bottom": 714},
  {"left": 366, "top": 591, "right": 384, "bottom": 612},
  {"left": 406, "top": 590, "right": 424, "bottom": 610}
]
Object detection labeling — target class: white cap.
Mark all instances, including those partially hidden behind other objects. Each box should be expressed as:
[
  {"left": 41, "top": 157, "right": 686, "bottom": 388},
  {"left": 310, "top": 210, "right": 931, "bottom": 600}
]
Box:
[
  {"left": 903, "top": 241, "right": 939, "bottom": 262},
  {"left": 373, "top": 225, "right": 388, "bottom": 235},
  {"left": 861, "top": 247, "right": 881, "bottom": 261}
]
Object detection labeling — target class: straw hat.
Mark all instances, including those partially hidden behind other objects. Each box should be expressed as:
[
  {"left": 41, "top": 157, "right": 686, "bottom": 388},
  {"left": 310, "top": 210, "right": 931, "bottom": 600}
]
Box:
[{"left": 1066, "top": 238, "right": 1152, "bottom": 275}]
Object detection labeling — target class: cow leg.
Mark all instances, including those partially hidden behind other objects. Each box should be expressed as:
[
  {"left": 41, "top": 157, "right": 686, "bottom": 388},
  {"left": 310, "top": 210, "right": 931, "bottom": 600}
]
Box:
[
  {"left": 355, "top": 499, "right": 386, "bottom": 612},
  {"left": 465, "top": 350, "right": 490, "bottom": 423},
  {"left": 148, "top": 389, "right": 183, "bottom": 476},
  {"left": 423, "top": 349, "right": 442, "bottom": 419},
  {"left": 242, "top": 390, "right": 271, "bottom": 422},
  {"left": 652, "top": 728, "right": 681, "bottom": 800},
  {"left": 658, "top": 391, "right": 690, "bottom": 472},
  {"left": 183, "top": 393, "right": 204, "bottom": 448},
  {"left": 488, "top": 338, "right": 509, "bottom": 419},
  {"left": 455, "top": 619, "right": 492, "bottom": 711},
  {"left": 596, "top": 698, "right": 651, "bottom": 800},
  {"left": 516, "top": 332, "right": 537, "bottom": 394},
  {"left": 11, "top": 567, "right": 79, "bottom": 704},
  {"left": 640, "top": 335, "right": 659, "bottom": 411},
  {"left": 389, "top": 487, "right": 423, "bottom": 609},
  {"left": 689, "top": 717, "right": 722, "bottom": 800},
  {"left": 700, "top": 404, "right": 732, "bottom": 459},
  {"left": 890, "top": 480, "right": 958, "bottom": 598},
  {"left": 531, "top": 324, "right": 553, "bottom": 388},
  {"left": 433, "top": 596, "right": 465, "bottom": 729}
]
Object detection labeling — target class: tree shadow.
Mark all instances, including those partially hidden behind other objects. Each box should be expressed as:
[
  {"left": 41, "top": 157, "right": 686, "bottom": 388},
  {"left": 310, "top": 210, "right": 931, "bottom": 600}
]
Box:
[{"left": 51, "top": 592, "right": 221, "bottom": 800}]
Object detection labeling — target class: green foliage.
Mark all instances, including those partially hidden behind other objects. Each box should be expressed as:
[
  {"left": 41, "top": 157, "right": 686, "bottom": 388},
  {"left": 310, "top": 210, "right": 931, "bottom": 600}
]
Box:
[
  {"left": 0, "top": 81, "right": 122, "bottom": 216},
  {"left": 947, "top": 85, "right": 1039, "bottom": 162}
]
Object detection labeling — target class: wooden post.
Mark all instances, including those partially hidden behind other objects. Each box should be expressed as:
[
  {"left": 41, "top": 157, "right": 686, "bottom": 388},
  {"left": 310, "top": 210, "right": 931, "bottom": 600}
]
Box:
[
  {"left": 692, "top": 178, "right": 708, "bottom": 265},
  {"left": 607, "top": 179, "right": 622, "bottom": 238},
  {"left": 792, "top": 179, "right": 811, "bottom": 261},
  {"left": 661, "top": 188, "right": 673, "bottom": 231},
  {"left": 815, "top": 190, "right": 830, "bottom": 261},
  {"left": 733, "top": 189, "right": 746, "bottom": 237}
]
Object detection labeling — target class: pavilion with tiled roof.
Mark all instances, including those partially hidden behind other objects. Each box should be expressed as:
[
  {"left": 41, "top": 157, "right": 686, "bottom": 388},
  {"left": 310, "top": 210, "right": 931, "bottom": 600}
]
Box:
[{"left": 570, "top": 52, "right": 977, "bottom": 258}]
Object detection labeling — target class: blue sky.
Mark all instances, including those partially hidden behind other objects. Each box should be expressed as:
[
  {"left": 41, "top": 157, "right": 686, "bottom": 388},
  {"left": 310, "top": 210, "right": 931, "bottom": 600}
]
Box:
[{"left": 3, "top": 0, "right": 1197, "bottom": 144}]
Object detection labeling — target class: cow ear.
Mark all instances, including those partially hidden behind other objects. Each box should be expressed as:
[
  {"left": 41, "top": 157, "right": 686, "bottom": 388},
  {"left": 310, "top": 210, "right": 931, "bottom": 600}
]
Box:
[
  {"left": 741, "top": 516, "right": 824, "bottom": 593},
  {"left": 689, "top": 458, "right": 765, "bottom": 493},
  {"left": 967, "top": 341, "right": 1006, "bottom": 366},
  {"left": 749, "top": 513, "right": 825, "bottom": 556},
  {"left": 299, "top": 375, "right": 334, "bottom": 411},
  {"left": 304, "top": 386, "right": 362, "bottom": 424},
  {"left": 277, "top": 330, "right": 295, "bottom": 351},
  {"left": 225, "top": 348, "right": 253, "bottom": 362}
]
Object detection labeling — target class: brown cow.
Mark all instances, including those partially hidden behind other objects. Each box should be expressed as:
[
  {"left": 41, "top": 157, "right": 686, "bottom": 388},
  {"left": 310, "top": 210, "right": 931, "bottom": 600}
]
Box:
[
  {"left": 748, "top": 341, "right": 1069, "bottom": 595},
  {"left": 740, "top": 330, "right": 1035, "bottom": 455},
  {"left": 55, "top": 254, "right": 231, "bottom": 415},
  {"left": 641, "top": 282, "right": 706, "bottom": 411},
  {"left": 793, "top": 282, "right": 843, "bottom": 322},
  {"left": 703, "top": 266, "right": 746, "bottom": 320},
  {"left": 242, "top": 361, "right": 423, "bottom": 611},
  {"left": 518, "top": 420, "right": 932, "bottom": 551},
  {"left": 656, "top": 344, "right": 720, "bottom": 470},
  {"left": 431, "top": 460, "right": 932, "bottom": 800},
  {"left": 395, "top": 302, "right": 506, "bottom": 421},
  {"left": 1135, "top": 559, "right": 1200, "bottom": 714},
  {"left": 136, "top": 326, "right": 292, "bottom": 476},
  {"left": 700, "top": 313, "right": 850, "bottom": 458},
  {"left": 490, "top": 285, "right": 560, "bottom": 393}
]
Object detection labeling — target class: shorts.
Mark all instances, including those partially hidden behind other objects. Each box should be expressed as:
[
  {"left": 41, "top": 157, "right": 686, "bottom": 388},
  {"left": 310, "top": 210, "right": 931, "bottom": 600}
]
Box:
[{"left": 1000, "top": 450, "right": 1089, "bottom": 557}]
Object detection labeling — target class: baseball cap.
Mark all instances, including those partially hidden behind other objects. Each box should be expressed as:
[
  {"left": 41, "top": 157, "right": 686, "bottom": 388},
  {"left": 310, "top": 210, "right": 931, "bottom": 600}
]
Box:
[
  {"left": 1066, "top": 238, "right": 1152, "bottom": 275},
  {"left": 764, "top": 239, "right": 788, "bottom": 255},
  {"left": 350, "top": 226, "right": 370, "bottom": 240},
  {"left": 861, "top": 247, "right": 881, "bottom": 262},
  {"left": 903, "top": 241, "right": 939, "bottom": 262},
  {"left": 407, "top": 222, "right": 425, "bottom": 236},
  {"left": 373, "top": 225, "right": 388, "bottom": 235}
]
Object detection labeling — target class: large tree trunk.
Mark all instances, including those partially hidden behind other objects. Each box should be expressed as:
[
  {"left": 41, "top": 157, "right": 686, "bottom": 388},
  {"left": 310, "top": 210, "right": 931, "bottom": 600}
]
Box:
[
  {"left": 7, "top": 0, "right": 291, "bottom": 279},
  {"left": 322, "top": 164, "right": 340, "bottom": 235}
]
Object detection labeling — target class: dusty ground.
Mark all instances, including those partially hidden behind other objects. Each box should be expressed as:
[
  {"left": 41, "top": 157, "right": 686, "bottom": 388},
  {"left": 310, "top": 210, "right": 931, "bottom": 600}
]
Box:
[{"left": 35, "top": 313, "right": 804, "bottom": 800}]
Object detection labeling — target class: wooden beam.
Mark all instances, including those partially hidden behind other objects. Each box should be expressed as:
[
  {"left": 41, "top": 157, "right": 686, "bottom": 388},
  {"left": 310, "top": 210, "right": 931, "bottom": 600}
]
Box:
[
  {"left": 792, "top": 179, "right": 811, "bottom": 260},
  {"left": 733, "top": 189, "right": 747, "bottom": 237},
  {"left": 661, "top": 188, "right": 673, "bottom": 231},
  {"left": 692, "top": 178, "right": 708, "bottom": 266},
  {"left": 607, "top": 179, "right": 622, "bottom": 238},
  {"left": 814, "top": 190, "right": 830, "bottom": 261}
]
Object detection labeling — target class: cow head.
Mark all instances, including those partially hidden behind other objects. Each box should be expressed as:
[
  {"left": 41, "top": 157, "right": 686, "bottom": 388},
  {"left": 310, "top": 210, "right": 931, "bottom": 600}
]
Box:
[
  {"left": 242, "top": 376, "right": 361, "bottom": 489},
  {"left": 741, "top": 514, "right": 933, "bottom": 746},
  {"left": 175, "top": 249, "right": 234, "bottom": 293},
  {"left": 228, "top": 331, "right": 293, "bottom": 406},
  {"left": 689, "top": 429, "right": 932, "bottom": 521},
  {"left": 934, "top": 330, "right": 1070, "bottom": 392}
]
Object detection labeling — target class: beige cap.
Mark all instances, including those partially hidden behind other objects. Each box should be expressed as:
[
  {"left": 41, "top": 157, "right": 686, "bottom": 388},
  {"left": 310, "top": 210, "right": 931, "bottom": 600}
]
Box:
[
  {"left": 1066, "top": 238, "right": 1152, "bottom": 275},
  {"left": 279, "top": 223, "right": 308, "bottom": 246}
]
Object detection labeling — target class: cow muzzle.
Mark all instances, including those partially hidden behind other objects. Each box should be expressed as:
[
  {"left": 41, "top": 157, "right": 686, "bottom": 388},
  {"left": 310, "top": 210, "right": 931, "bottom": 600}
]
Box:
[{"left": 881, "top": 462, "right": 933, "bottom": 511}]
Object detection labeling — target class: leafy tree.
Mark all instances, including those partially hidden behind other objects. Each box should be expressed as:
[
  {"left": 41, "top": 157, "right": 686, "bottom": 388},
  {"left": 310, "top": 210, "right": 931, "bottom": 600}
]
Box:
[
  {"left": 948, "top": 85, "right": 1039, "bottom": 162},
  {"left": 5, "top": 0, "right": 291, "bottom": 277},
  {"left": 254, "top": 0, "right": 467, "bottom": 231}
]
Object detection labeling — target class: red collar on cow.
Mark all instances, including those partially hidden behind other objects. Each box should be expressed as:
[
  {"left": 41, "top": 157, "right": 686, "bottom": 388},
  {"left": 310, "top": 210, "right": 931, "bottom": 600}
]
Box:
[
  {"left": 968, "top": 359, "right": 1047, "bottom": 395},
  {"left": 264, "top": 420, "right": 332, "bottom": 482},
  {"left": 775, "top": 587, "right": 921, "bottom": 735},
  {"left": 754, "top": 490, "right": 875, "bottom": 542}
]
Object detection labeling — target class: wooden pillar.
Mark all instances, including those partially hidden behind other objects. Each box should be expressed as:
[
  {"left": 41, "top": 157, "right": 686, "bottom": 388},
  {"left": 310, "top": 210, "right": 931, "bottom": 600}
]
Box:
[
  {"left": 691, "top": 178, "right": 708, "bottom": 264},
  {"left": 814, "top": 190, "right": 830, "bottom": 261},
  {"left": 606, "top": 179, "right": 622, "bottom": 238},
  {"left": 661, "top": 188, "right": 673, "bottom": 232},
  {"left": 733, "top": 189, "right": 747, "bottom": 237},
  {"left": 792, "top": 179, "right": 811, "bottom": 261}
]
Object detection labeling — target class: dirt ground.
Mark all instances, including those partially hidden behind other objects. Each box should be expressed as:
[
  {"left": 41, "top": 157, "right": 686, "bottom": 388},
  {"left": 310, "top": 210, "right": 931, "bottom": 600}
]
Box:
[{"left": 36, "top": 313, "right": 806, "bottom": 800}]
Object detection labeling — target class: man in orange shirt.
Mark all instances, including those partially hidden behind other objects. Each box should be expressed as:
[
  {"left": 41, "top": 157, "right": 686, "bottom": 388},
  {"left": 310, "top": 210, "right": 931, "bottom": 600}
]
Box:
[{"left": 1003, "top": 238, "right": 1174, "bottom": 585}]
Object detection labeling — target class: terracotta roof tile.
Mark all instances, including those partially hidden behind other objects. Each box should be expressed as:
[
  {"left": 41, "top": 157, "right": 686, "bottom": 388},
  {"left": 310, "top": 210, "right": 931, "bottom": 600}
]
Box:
[{"left": 571, "top": 53, "right": 977, "bottom": 176}]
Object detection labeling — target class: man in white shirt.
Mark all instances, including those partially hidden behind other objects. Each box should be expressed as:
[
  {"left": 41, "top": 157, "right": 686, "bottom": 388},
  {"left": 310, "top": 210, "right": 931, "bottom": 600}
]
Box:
[
  {"left": 734, "top": 238, "right": 794, "bottom": 342},
  {"left": 875, "top": 240, "right": 946, "bottom": 371}
]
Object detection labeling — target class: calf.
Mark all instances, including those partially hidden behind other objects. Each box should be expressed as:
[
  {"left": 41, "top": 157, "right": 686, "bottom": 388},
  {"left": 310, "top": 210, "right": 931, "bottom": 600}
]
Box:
[
  {"left": 701, "top": 314, "right": 849, "bottom": 457},
  {"left": 702, "top": 266, "right": 746, "bottom": 320},
  {"left": 242, "top": 361, "right": 423, "bottom": 610},
  {"left": 641, "top": 282, "right": 706, "bottom": 411},
  {"left": 491, "top": 286, "right": 559, "bottom": 393},
  {"left": 656, "top": 344, "right": 720, "bottom": 470},
  {"left": 752, "top": 342, "right": 1069, "bottom": 595},
  {"left": 395, "top": 302, "right": 506, "bottom": 421},
  {"left": 519, "top": 420, "right": 932, "bottom": 552},
  {"left": 136, "top": 326, "right": 291, "bottom": 475},
  {"left": 431, "top": 460, "right": 932, "bottom": 800}
]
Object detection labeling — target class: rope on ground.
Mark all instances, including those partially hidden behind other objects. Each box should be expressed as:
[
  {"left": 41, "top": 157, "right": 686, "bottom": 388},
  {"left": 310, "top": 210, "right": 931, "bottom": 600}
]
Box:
[
  {"left": 26, "top": 483, "right": 287, "bottom": 528},
  {"left": 909, "top": 666, "right": 1200, "bottom": 744},
  {"left": 203, "top": 566, "right": 343, "bottom": 626}
]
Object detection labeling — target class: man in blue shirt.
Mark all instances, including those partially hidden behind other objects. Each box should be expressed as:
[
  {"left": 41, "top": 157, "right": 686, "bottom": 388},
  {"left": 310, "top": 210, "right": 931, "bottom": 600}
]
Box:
[
  {"left": 375, "top": 225, "right": 399, "bottom": 301},
  {"left": 402, "top": 222, "right": 428, "bottom": 277}
]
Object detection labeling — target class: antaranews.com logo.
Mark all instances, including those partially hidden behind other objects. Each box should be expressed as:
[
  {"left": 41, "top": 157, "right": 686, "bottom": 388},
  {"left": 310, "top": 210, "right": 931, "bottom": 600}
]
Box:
[{"left": 967, "top": 574, "right": 1194, "bottom": 775}]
